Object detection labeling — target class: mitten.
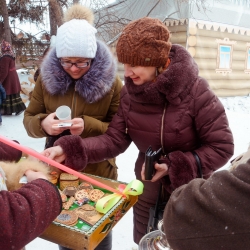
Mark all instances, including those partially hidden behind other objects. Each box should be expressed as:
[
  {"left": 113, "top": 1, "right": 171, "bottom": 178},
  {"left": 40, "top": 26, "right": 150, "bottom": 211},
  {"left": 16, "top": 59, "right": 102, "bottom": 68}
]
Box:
[
  {"left": 159, "top": 151, "right": 197, "bottom": 190},
  {"left": 54, "top": 135, "right": 88, "bottom": 171}
]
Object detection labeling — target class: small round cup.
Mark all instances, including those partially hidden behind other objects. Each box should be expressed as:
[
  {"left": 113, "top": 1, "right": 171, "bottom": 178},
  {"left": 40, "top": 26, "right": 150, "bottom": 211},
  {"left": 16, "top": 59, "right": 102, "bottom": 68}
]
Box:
[{"left": 56, "top": 105, "right": 71, "bottom": 120}]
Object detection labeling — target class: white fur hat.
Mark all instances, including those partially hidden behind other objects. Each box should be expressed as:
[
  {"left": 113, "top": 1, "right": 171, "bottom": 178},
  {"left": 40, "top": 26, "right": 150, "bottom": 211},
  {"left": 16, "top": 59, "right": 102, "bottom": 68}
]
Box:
[{"left": 56, "top": 5, "right": 97, "bottom": 58}]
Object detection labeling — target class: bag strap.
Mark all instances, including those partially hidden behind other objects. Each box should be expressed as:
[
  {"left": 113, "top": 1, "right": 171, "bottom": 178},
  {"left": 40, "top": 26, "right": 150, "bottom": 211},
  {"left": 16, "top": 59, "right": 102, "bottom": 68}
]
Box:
[
  {"left": 153, "top": 184, "right": 162, "bottom": 218},
  {"left": 192, "top": 151, "right": 203, "bottom": 178}
]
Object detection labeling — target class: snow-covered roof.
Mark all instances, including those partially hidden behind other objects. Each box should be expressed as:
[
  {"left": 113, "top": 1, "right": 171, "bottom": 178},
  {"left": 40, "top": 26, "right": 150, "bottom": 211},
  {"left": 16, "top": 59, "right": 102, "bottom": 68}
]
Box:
[{"left": 165, "top": 18, "right": 250, "bottom": 36}]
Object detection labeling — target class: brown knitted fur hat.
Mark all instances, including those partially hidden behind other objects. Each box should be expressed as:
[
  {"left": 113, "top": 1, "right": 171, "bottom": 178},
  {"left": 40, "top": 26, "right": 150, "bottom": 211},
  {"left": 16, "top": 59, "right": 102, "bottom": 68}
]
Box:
[{"left": 116, "top": 17, "right": 171, "bottom": 67}]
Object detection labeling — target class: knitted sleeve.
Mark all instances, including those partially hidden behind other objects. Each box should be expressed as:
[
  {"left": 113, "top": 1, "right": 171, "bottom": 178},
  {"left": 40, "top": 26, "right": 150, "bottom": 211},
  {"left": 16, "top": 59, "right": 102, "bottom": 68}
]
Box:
[{"left": 0, "top": 179, "right": 62, "bottom": 249}]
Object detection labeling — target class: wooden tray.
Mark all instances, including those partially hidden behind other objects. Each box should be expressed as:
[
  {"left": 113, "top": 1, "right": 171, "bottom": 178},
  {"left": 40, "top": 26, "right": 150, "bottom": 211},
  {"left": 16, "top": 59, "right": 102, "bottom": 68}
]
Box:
[{"left": 40, "top": 174, "right": 138, "bottom": 249}]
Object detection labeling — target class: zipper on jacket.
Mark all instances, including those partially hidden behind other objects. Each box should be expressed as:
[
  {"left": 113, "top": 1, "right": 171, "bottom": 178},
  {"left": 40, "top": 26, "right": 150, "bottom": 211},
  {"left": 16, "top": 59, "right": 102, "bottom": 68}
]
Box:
[
  {"left": 71, "top": 85, "right": 77, "bottom": 118},
  {"left": 125, "top": 100, "right": 131, "bottom": 134},
  {"left": 160, "top": 103, "right": 167, "bottom": 155}
]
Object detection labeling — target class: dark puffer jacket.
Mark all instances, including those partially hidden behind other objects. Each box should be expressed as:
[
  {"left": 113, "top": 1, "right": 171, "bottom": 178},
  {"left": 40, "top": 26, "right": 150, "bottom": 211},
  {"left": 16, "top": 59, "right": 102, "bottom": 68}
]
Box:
[{"left": 54, "top": 44, "right": 234, "bottom": 244}]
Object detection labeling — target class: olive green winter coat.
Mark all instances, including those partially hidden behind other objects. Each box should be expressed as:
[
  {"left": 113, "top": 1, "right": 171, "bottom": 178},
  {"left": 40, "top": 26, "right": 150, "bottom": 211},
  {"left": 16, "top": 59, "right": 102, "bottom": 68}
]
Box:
[{"left": 23, "top": 41, "right": 123, "bottom": 180}]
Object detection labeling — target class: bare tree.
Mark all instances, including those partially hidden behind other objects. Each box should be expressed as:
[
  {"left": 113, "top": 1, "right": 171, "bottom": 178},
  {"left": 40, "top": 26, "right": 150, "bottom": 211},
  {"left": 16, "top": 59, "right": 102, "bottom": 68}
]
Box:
[
  {"left": 48, "top": 0, "right": 63, "bottom": 35},
  {"left": 0, "top": 0, "right": 69, "bottom": 68},
  {"left": 0, "top": 0, "right": 12, "bottom": 43},
  {"left": 8, "top": 0, "right": 47, "bottom": 23},
  {"left": 92, "top": 0, "right": 221, "bottom": 43},
  {"left": 79, "top": 0, "right": 130, "bottom": 43},
  {"left": 0, "top": 0, "right": 228, "bottom": 68}
]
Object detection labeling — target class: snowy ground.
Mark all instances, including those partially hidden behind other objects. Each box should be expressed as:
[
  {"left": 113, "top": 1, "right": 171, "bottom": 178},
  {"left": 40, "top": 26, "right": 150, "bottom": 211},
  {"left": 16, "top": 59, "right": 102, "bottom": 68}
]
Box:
[{"left": 1, "top": 71, "right": 250, "bottom": 249}]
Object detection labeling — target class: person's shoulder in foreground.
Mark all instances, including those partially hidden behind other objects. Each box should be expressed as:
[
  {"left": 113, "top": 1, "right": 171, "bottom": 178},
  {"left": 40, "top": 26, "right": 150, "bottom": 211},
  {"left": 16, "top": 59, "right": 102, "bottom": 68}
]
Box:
[
  {"left": 0, "top": 176, "right": 62, "bottom": 249},
  {"left": 0, "top": 141, "right": 62, "bottom": 249},
  {"left": 164, "top": 158, "right": 250, "bottom": 250}
]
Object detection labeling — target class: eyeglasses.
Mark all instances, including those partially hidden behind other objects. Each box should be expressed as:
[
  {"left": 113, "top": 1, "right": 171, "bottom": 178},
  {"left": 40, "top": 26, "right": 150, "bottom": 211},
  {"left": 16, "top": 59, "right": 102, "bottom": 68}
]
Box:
[{"left": 60, "top": 59, "right": 91, "bottom": 69}]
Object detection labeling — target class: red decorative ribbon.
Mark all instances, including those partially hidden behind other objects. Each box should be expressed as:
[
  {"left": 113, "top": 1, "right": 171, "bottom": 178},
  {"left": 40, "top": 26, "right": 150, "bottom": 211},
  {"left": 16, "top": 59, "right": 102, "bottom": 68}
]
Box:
[{"left": 0, "top": 135, "right": 125, "bottom": 197}]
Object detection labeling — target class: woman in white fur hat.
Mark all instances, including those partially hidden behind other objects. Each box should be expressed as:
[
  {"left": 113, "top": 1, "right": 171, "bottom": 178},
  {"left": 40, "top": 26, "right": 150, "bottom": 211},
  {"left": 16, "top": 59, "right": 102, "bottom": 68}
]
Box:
[{"left": 23, "top": 4, "right": 122, "bottom": 250}]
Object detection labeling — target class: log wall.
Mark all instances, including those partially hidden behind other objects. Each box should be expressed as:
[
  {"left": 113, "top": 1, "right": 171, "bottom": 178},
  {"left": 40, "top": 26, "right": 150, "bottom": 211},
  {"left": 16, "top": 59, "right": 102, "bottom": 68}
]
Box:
[
  {"left": 110, "top": 20, "right": 250, "bottom": 97},
  {"left": 189, "top": 26, "right": 250, "bottom": 97},
  {"left": 168, "top": 25, "right": 188, "bottom": 48}
]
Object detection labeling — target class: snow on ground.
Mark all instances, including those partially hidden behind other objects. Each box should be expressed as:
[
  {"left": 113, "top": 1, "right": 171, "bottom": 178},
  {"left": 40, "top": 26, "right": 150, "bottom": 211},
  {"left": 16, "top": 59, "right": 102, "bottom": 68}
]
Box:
[
  {"left": 219, "top": 96, "right": 250, "bottom": 169},
  {"left": 1, "top": 71, "right": 250, "bottom": 249}
]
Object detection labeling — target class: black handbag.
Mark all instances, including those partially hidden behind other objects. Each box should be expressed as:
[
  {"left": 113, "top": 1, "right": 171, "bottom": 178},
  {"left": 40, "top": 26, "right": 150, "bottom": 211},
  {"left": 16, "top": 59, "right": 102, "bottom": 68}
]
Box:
[
  {"left": 192, "top": 151, "right": 203, "bottom": 179},
  {"left": 147, "top": 184, "right": 165, "bottom": 233},
  {"left": 145, "top": 146, "right": 165, "bottom": 233},
  {"left": 147, "top": 151, "right": 203, "bottom": 233}
]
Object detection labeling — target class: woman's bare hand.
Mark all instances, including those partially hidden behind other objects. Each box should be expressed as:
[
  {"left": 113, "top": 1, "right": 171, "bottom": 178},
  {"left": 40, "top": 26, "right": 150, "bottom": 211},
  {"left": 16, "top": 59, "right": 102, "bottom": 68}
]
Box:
[
  {"left": 25, "top": 170, "right": 48, "bottom": 182},
  {"left": 41, "top": 145, "right": 66, "bottom": 163},
  {"left": 70, "top": 118, "right": 84, "bottom": 135},
  {"left": 141, "top": 163, "right": 168, "bottom": 182}
]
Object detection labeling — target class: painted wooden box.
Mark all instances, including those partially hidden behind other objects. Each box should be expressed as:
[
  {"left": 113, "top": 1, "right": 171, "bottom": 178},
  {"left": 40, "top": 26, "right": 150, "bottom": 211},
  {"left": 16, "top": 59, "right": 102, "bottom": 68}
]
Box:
[{"left": 40, "top": 174, "right": 138, "bottom": 250}]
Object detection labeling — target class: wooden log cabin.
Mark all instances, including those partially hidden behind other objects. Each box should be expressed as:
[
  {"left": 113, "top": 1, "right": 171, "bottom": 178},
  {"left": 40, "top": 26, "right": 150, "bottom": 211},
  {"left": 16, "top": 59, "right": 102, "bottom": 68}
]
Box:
[
  {"left": 106, "top": 0, "right": 250, "bottom": 97},
  {"left": 166, "top": 19, "right": 250, "bottom": 97}
]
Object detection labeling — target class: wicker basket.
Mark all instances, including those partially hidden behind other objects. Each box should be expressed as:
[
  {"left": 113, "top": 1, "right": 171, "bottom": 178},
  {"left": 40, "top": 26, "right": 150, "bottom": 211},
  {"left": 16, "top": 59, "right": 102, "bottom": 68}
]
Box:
[{"left": 59, "top": 173, "right": 79, "bottom": 191}]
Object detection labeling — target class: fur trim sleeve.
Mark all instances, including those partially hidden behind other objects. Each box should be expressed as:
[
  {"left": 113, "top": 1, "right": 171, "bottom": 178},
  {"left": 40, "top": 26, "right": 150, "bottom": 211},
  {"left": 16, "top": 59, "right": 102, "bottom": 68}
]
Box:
[
  {"left": 54, "top": 135, "right": 88, "bottom": 171},
  {"left": 160, "top": 151, "right": 197, "bottom": 190}
]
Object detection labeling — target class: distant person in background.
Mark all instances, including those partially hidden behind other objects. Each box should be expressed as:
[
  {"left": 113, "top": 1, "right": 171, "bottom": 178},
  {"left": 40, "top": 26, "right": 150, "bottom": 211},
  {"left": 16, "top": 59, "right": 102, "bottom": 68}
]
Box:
[
  {"left": 0, "top": 40, "right": 26, "bottom": 116},
  {"left": 0, "top": 84, "right": 6, "bottom": 125}
]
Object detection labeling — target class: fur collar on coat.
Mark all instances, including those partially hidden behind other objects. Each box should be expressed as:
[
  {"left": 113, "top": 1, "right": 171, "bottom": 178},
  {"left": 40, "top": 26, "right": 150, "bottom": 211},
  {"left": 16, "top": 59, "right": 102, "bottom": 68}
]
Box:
[
  {"left": 125, "top": 44, "right": 199, "bottom": 106},
  {"left": 41, "top": 40, "right": 117, "bottom": 103}
]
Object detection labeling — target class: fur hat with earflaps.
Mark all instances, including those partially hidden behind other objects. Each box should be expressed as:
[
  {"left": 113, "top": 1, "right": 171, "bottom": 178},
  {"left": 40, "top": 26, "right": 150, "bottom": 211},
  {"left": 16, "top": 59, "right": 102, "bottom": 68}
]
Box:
[
  {"left": 116, "top": 17, "right": 172, "bottom": 67},
  {"left": 56, "top": 4, "right": 97, "bottom": 58}
]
